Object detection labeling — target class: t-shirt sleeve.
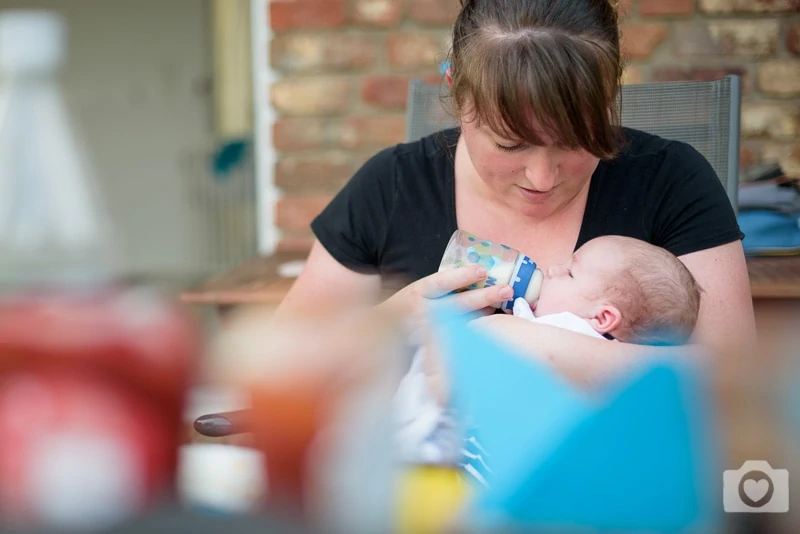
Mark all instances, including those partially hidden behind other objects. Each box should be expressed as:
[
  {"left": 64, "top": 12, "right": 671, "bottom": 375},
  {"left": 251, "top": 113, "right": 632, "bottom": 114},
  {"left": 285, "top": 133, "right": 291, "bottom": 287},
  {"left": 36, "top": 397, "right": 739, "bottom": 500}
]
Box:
[
  {"left": 646, "top": 141, "right": 743, "bottom": 257},
  {"left": 310, "top": 146, "right": 398, "bottom": 274}
]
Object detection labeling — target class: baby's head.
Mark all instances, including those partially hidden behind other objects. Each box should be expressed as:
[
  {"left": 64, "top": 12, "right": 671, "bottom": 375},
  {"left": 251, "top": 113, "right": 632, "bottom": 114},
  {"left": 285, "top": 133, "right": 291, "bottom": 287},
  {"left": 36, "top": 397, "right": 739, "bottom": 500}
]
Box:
[{"left": 533, "top": 236, "right": 701, "bottom": 344}]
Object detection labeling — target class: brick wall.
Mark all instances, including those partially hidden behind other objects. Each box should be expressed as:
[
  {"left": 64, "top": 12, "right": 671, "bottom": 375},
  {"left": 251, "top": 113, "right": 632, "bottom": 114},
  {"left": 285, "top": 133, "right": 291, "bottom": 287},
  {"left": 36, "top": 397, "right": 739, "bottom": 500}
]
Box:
[{"left": 268, "top": 0, "right": 800, "bottom": 252}]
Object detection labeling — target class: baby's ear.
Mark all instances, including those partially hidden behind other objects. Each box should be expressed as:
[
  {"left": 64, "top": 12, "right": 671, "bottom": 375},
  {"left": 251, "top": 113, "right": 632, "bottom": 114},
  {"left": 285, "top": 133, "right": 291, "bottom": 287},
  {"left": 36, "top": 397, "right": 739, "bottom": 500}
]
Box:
[{"left": 589, "top": 304, "right": 622, "bottom": 334}]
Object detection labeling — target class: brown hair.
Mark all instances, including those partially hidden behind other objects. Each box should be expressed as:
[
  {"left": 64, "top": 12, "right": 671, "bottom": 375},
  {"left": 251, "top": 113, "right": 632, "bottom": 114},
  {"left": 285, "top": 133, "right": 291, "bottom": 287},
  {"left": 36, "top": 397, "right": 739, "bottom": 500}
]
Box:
[
  {"left": 448, "top": 0, "right": 624, "bottom": 159},
  {"left": 602, "top": 237, "right": 702, "bottom": 345}
]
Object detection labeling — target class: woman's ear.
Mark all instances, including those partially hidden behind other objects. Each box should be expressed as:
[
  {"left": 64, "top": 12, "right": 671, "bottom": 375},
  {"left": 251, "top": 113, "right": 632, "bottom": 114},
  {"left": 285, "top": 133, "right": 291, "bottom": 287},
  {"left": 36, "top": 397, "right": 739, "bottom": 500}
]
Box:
[
  {"left": 446, "top": 67, "right": 453, "bottom": 88},
  {"left": 588, "top": 304, "right": 622, "bottom": 335}
]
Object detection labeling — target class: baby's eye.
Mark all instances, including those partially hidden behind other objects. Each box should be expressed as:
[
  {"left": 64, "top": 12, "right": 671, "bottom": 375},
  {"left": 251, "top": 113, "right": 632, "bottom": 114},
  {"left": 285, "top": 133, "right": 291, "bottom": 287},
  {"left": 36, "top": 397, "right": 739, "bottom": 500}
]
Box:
[{"left": 568, "top": 270, "right": 574, "bottom": 279}]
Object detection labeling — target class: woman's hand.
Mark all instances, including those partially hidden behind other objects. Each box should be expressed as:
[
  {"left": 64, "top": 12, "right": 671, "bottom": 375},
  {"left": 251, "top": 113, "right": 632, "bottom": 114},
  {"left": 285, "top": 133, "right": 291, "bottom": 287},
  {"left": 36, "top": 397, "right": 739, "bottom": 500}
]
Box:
[
  {"left": 379, "top": 265, "right": 513, "bottom": 352},
  {"left": 380, "top": 265, "right": 513, "bottom": 321}
]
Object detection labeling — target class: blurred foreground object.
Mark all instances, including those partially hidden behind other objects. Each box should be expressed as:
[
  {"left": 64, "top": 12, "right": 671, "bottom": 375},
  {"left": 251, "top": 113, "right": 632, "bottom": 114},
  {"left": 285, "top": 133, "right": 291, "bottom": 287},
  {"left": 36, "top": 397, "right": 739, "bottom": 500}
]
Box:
[
  {"left": 0, "top": 10, "right": 199, "bottom": 532},
  {"left": 431, "top": 304, "right": 721, "bottom": 533},
  {"left": 208, "top": 306, "right": 406, "bottom": 532},
  {"left": 177, "top": 443, "right": 265, "bottom": 514}
]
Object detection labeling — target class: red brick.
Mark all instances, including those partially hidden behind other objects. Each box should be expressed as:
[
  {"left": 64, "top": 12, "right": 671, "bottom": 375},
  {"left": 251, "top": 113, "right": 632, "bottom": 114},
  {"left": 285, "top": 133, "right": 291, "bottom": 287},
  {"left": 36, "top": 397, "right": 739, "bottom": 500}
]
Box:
[
  {"left": 789, "top": 22, "right": 800, "bottom": 56},
  {"left": 673, "top": 21, "right": 779, "bottom": 57},
  {"left": 275, "top": 152, "right": 360, "bottom": 191},
  {"left": 387, "top": 32, "right": 449, "bottom": 69},
  {"left": 690, "top": 67, "right": 750, "bottom": 93},
  {"left": 271, "top": 34, "right": 376, "bottom": 73},
  {"left": 270, "top": 0, "right": 346, "bottom": 31},
  {"left": 651, "top": 66, "right": 750, "bottom": 92},
  {"left": 739, "top": 145, "right": 759, "bottom": 170},
  {"left": 758, "top": 60, "right": 800, "bottom": 97},
  {"left": 277, "top": 233, "right": 315, "bottom": 253},
  {"left": 618, "top": 0, "right": 635, "bottom": 19},
  {"left": 620, "top": 23, "right": 669, "bottom": 60},
  {"left": 276, "top": 195, "right": 333, "bottom": 232},
  {"left": 273, "top": 118, "right": 329, "bottom": 151},
  {"left": 362, "top": 75, "right": 413, "bottom": 109},
  {"left": 650, "top": 67, "right": 692, "bottom": 83},
  {"left": 408, "top": 0, "right": 460, "bottom": 25},
  {"left": 361, "top": 74, "right": 442, "bottom": 109},
  {"left": 622, "top": 65, "right": 644, "bottom": 85},
  {"left": 334, "top": 115, "right": 407, "bottom": 149},
  {"left": 699, "top": 0, "right": 798, "bottom": 13},
  {"left": 640, "top": 0, "right": 694, "bottom": 16},
  {"left": 352, "top": 0, "right": 404, "bottom": 27},
  {"left": 271, "top": 78, "right": 351, "bottom": 116}
]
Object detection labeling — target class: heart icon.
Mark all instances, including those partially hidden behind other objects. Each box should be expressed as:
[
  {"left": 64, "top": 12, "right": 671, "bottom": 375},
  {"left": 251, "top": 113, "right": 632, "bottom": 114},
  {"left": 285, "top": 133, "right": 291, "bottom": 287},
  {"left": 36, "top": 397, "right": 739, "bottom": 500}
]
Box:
[{"left": 743, "top": 479, "right": 770, "bottom": 504}]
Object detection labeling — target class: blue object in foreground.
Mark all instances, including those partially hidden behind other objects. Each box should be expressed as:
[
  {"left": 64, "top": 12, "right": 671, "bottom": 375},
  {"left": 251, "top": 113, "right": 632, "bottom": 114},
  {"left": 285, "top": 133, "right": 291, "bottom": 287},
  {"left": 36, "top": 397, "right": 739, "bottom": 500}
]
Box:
[
  {"left": 430, "top": 303, "right": 591, "bottom": 487},
  {"left": 430, "top": 303, "right": 720, "bottom": 533}
]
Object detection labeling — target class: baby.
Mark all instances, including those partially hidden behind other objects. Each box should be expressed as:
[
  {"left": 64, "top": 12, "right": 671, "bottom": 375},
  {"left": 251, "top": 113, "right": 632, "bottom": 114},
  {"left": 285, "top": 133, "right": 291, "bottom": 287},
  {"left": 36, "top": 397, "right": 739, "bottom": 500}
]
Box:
[
  {"left": 521, "top": 235, "right": 702, "bottom": 345},
  {"left": 394, "top": 236, "right": 702, "bottom": 479}
]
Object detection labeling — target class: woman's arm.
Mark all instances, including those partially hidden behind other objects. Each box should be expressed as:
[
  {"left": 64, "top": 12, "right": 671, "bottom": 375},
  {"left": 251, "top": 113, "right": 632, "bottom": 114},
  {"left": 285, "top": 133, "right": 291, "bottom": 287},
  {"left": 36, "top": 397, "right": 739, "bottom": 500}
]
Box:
[
  {"left": 275, "top": 240, "right": 516, "bottom": 320},
  {"left": 273, "top": 240, "right": 383, "bottom": 319},
  {"left": 470, "top": 313, "right": 692, "bottom": 390},
  {"left": 471, "top": 241, "right": 756, "bottom": 390},
  {"left": 678, "top": 240, "right": 757, "bottom": 358}
]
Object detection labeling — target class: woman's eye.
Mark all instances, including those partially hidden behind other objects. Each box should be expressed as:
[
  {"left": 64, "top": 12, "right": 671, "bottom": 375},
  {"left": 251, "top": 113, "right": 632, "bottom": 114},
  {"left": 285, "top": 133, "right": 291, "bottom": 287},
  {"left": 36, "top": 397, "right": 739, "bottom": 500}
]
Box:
[{"left": 494, "top": 142, "right": 526, "bottom": 152}]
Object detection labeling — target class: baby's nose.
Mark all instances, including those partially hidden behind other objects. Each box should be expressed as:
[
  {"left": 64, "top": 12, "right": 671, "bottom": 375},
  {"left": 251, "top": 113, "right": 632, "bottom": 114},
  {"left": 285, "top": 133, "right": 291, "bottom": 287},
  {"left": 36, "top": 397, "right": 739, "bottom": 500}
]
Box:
[{"left": 547, "top": 264, "right": 566, "bottom": 278}]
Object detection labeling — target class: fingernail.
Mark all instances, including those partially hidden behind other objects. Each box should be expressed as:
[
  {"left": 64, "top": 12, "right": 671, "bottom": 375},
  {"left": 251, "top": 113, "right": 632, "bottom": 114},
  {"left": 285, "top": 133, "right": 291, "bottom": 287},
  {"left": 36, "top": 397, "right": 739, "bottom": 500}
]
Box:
[
  {"left": 499, "top": 286, "right": 513, "bottom": 299},
  {"left": 193, "top": 415, "right": 233, "bottom": 438},
  {"left": 476, "top": 267, "right": 487, "bottom": 277}
]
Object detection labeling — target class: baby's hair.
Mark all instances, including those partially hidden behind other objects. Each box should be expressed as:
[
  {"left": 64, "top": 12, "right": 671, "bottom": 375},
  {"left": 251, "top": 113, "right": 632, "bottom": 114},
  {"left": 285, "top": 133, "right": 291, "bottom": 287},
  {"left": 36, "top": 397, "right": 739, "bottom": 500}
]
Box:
[{"left": 602, "top": 237, "right": 702, "bottom": 345}]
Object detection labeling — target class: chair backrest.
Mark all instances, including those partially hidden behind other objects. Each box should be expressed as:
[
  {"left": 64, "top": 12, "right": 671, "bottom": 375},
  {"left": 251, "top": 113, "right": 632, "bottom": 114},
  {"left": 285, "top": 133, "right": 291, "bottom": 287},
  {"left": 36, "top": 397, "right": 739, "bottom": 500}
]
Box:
[{"left": 405, "top": 76, "right": 742, "bottom": 211}]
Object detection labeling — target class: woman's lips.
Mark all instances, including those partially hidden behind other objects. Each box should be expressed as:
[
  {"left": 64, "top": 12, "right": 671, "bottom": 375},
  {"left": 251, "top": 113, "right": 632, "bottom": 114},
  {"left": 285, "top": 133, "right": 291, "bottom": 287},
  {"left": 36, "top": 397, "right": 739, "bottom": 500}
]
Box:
[{"left": 516, "top": 185, "right": 555, "bottom": 202}]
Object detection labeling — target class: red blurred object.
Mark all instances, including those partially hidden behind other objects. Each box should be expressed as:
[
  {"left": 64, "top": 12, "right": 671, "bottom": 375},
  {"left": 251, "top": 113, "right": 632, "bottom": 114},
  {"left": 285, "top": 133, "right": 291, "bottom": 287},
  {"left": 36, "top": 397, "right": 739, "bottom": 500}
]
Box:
[{"left": 0, "top": 287, "right": 198, "bottom": 530}]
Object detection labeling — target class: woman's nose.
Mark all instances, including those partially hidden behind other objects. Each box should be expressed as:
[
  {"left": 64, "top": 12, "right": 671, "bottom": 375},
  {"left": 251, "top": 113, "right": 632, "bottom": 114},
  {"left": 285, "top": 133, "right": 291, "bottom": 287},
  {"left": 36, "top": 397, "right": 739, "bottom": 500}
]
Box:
[{"left": 523, "top": 150, "right": 558, "bottom": 191}]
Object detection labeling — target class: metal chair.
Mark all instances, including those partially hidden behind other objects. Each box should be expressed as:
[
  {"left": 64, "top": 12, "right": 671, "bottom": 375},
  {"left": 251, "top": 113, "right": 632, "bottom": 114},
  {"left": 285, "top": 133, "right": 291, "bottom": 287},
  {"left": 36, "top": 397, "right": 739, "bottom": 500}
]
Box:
[
  {"left": 406, "top": 75, "right": 742, "bottom": 211},
  {"left": 194, "top": 75, "right": 743, "bottom": 438}
]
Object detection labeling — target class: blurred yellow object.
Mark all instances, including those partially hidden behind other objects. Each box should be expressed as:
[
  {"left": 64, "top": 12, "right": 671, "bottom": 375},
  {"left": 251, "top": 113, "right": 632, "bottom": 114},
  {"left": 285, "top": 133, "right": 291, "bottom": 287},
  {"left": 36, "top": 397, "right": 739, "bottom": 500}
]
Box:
[{"left": 397, "top": 464, "right": 470, "bottom": 534}]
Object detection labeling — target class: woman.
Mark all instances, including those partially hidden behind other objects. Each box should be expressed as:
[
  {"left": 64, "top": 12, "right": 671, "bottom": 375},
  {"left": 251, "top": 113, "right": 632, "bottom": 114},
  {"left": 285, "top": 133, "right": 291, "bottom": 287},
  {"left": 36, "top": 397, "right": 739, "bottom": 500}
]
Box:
[{"left": 275, "top": 0, "right": 756, "bottom": 388}]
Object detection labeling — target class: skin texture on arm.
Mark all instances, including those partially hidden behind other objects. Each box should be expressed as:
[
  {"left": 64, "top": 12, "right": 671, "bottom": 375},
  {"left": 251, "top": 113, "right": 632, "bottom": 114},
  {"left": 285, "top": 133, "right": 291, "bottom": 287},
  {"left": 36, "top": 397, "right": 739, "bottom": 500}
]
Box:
[
  {"left": 678, "top": 241, "right": 756, "bottom": 359},
  {"left": 275, "top": 240, "right": 516, "bottom": 320},
  {"left": 471, "top": 241, "right": 756, "bottom": 391},
  {"left": 273, "top": 240, "right": 383, "bottom": 319}
]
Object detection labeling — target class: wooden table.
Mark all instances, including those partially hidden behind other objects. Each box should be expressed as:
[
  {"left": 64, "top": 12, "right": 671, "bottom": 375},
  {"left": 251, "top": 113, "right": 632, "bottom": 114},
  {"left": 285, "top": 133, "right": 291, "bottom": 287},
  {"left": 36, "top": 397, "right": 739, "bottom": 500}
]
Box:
[
  {"left": 181, "top": 253, "right": 800, "bottom": 308},
  {"left": 180, "top": 252, "right": 305, "bottom": 310}
]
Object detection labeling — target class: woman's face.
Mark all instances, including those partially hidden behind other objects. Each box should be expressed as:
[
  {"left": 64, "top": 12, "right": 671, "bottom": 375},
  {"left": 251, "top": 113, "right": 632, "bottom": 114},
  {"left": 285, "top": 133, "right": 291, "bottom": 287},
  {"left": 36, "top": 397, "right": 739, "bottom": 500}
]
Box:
[{"left": 459, "top": 113, "right": 601, "bottom": 219}]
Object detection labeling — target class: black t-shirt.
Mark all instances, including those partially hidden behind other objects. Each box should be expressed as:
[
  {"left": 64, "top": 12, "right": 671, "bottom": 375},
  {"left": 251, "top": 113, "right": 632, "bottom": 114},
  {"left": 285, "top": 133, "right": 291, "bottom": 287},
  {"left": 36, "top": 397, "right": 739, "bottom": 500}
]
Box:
[{"left": 311, "top": 127, "right": 742, "bottom": 288}]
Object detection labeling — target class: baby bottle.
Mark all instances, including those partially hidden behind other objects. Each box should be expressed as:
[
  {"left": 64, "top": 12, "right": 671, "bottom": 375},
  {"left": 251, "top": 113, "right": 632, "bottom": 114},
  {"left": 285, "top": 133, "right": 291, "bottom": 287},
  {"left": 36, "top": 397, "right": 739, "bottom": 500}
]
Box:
[{"left": 438, "top": 230, "right": 543, "bottom": 312}]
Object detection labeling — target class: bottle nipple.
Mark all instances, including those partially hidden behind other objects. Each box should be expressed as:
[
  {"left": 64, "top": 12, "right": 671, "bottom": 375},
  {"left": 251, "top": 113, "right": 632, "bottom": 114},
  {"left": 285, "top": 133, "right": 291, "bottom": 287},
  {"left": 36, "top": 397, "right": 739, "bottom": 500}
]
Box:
[{"left": 524, "top": 268, "right": 544, "bottom": 305}]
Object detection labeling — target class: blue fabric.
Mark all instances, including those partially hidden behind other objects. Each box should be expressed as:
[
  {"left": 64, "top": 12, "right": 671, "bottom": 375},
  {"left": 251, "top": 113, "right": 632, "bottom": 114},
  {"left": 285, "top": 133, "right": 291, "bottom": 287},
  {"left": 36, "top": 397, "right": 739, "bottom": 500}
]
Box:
[
  {"left": 738, "top": 209, "right": 800, "bottom": 255},
  {"left": 429, "top": 303, "right": 720, "bottom": 533}
]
